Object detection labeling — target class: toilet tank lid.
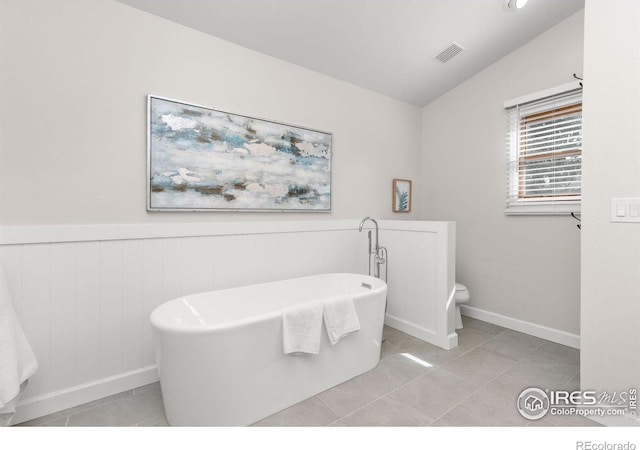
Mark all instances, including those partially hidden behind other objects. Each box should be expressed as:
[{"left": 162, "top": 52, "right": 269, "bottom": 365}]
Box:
[{"left": 455, "top": 283, "right": 467, "bottom": 291}]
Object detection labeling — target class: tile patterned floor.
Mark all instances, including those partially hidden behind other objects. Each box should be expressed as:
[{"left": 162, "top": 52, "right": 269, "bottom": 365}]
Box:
[{"left": 18, "top": 317, "right": 599, "bottom": 427}]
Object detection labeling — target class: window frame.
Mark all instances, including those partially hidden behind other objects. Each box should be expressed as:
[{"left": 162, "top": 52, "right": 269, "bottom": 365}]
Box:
[{"left": 504, "top": 83, "right": 583, "bottom": 216}]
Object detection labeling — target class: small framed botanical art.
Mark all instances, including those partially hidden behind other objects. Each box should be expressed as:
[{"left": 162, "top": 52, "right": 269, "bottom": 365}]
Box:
[{"left": 393, "top": 179, "right": 412, "bottom": 213}]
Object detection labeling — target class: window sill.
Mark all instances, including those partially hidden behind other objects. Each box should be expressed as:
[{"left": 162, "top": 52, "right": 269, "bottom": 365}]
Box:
[{"left": 505, "top": 204, "right": 581, "bottom": 216}]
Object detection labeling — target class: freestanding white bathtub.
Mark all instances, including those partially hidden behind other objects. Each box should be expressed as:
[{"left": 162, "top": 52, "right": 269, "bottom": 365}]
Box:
[{"left": 150, "top": 273, "right": 387, "bottom": 426}]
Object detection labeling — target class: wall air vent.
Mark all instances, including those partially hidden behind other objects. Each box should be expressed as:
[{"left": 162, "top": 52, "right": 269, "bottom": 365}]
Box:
[{"left": 434, "top": 42, "right": 464, "bottom": 63}]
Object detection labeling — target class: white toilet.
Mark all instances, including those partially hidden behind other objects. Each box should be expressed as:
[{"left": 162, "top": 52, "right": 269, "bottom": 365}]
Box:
[{"left": 455, "top": 283, "right": 470, "bottom": 329}]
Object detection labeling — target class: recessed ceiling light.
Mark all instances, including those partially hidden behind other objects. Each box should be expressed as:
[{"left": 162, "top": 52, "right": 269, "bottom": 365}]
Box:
[{"left": 505, "top": 0, "right": 529, "bottom": 10}]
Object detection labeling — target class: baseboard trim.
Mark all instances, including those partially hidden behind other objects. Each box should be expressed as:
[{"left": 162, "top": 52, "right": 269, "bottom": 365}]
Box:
[
  {"left": 385, "top": 314, "right": 457, "bottom": 350},
  {"left": 12, "top": 366, "right": 159, "bottom": 425},
  {"left": 460, "top": 305, "right": 581, "bottom": 349}
]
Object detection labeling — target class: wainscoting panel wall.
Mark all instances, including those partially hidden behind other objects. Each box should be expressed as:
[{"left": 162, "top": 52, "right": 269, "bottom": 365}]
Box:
[
  {"left": 381, "top": 221, "right": 457, "bottom": 350},
  {"left": 0, "top": 220, "right": 455, "bottom": 424}
]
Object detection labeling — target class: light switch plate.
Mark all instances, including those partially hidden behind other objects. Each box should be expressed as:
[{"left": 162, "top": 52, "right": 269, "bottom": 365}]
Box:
[{"left": 611, "top": 198, "right": 640, "bottom": 222}]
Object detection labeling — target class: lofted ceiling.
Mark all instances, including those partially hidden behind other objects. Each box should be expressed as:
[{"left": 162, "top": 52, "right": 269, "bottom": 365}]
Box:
[{"left": 115, "top": 0, "right": 584, "bottom": 106}]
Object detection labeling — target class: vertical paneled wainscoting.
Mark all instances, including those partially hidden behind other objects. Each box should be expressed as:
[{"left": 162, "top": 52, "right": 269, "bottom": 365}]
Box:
[
  {"left": 380, "top": 221, "right": 457, "bottom": 350},
  {"left": 0, "top": 221, "right": 365, "bottom": 424},
  {"left": 0, "top": 219, "right": 455, "bottom": 424}
]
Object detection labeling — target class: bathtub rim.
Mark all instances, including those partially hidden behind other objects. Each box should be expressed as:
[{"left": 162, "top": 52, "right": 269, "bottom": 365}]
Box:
[{"left": 150, "top": 272, "right": 387, "bottom": 335}]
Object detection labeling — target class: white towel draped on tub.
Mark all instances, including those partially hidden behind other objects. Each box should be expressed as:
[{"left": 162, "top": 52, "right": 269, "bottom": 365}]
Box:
[
  {"left": 323, "top": 296, "right": 360, "bottom": 345},
  {"left": 282, "top": 301, "right": 324, "bottom": 355},
  {"left": 0, "top": 265, "right": 38, "bottom": 426}
]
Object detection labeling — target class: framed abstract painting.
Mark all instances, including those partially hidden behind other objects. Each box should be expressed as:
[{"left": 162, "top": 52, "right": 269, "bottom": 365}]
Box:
[{"left": 147, "top": 95, "right": 332, "bottom": 212}]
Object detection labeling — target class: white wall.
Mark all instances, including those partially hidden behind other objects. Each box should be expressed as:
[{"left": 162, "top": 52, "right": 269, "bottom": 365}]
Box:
[
  {"left": 581, "top": 0, "right": 640, "bottom": 398},
  {"left": 421, "top": 11, "right": 584, "bottom": 337},
  {"left": 0, "top": 0, "right": 421, "bottom": 226}
]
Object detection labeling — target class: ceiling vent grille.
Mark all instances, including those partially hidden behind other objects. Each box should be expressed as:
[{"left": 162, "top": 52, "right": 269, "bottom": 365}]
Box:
[{"left": 434, "top": 42, "right": 464, "bottom": 63}]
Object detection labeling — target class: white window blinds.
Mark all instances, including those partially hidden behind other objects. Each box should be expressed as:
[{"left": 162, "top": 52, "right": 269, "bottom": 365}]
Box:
[{"left": 505, "top": 85, "right": 583, "bottom": 215}]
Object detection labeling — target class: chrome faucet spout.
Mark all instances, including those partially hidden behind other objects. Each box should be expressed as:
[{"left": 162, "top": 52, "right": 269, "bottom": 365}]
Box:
[
  {"left": 358, "top": 216, "right": 371, "bottom": 232},
  {"left": 358, "top": 217, "right": 379, "bottom": 248}
]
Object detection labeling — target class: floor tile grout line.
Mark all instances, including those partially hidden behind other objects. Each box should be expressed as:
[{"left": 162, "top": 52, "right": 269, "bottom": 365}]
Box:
[
  {"left": 325, "top": 351, "right": 464, "bottom": 427},
  {"left": 428, "top": 354, "right": 522, "bottom": 426},
  {"left": 323, "top": 361, "right": 436, "bottom": 426},
  {"left": 326, "top": 378, "right": 425, "bottom": 426},
  {"left": 370, "top": 337, "right": 504, "bottom": 426},
  {"left": 421, "top": 325, "right": 543, "bottom": 426},
  {"left": 378, "top": 326, "right": 516, "bottom": 426},
  {"left": 534, "top": 346, "right": 581, "bottom": 365},
  {"left": 315, "top": 394, "right": 343, "bottom": 426},
  {"left": 63, "top": 393, "right": 126, "bottom": 426},
  {"left": 64, "top": 385, "right": 163, "bottom": 427}
]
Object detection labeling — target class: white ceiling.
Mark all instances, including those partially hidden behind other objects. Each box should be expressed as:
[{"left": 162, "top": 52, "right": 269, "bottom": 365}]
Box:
[{"left": 115, "top": 0, "right": 584, "bottom": 106}]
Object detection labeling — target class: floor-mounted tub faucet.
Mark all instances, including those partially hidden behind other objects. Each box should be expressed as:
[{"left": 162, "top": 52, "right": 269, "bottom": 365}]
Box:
[{"left": 358, "top": 217, "right": 388, "bottom": 281}]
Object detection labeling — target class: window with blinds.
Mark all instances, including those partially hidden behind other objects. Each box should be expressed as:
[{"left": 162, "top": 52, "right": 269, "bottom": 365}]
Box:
[{"left": 505, "top": 85, "right": 583, "bottom": 215}]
